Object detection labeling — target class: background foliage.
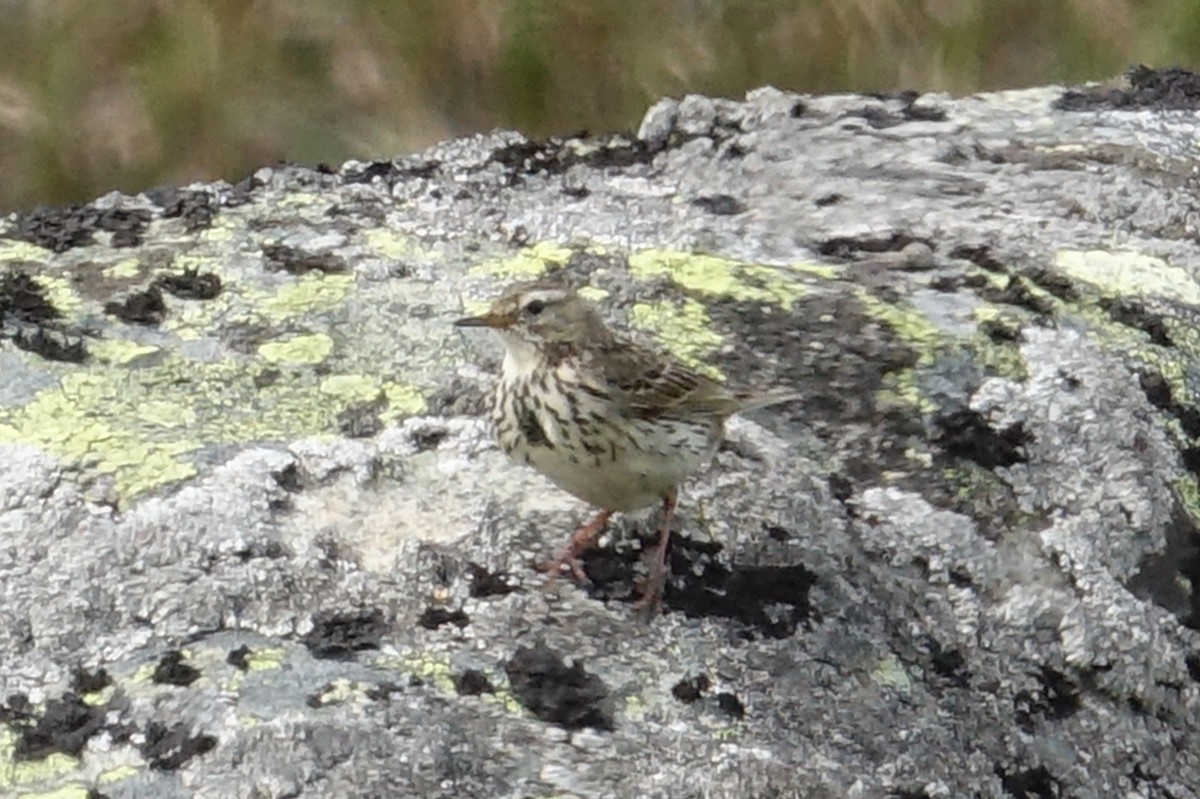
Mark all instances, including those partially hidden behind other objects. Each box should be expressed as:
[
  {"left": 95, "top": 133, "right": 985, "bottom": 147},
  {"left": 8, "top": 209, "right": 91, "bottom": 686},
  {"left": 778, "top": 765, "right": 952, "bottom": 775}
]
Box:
[{"left": 1, "top": 0, "right": 1197, "bottom": 211}]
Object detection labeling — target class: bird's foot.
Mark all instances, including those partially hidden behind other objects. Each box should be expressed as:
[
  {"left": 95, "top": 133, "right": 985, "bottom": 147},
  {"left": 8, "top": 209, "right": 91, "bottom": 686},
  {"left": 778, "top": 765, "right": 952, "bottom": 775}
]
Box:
[
  {"left": 633, "top": 555, "right": 668, "bottom": 616},
  {"left": 538, "top": 509, "right": 611, "bottom": 586},
  {"left": 633, "top": 489, "right": 676, "bottom": 615}
]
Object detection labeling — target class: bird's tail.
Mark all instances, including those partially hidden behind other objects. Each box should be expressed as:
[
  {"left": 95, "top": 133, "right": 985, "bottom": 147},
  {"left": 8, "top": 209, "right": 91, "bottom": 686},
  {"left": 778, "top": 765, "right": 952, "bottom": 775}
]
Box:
[{"left": 733, "top": 391, "right": 803, "bottom": 414}]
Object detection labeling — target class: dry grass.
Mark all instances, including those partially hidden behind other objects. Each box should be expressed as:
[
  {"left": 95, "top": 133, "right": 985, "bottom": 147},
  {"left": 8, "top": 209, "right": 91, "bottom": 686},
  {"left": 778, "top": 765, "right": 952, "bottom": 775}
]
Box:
[{"left": 0, "top": 0, "right": 1196, "bottom": 211}]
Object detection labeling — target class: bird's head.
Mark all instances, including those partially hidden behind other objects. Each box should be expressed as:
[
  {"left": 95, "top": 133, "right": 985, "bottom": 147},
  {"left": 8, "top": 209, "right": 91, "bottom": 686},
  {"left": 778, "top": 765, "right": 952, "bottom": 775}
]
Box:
[{"left": 453, "top": 280, "right": 607, "bottom": 365}]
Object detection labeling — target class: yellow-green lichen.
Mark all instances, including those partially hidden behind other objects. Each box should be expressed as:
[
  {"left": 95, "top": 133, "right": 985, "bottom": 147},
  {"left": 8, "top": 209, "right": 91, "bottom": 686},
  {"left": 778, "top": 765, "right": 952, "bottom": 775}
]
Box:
[
  {"left": 472, "top": 242, "right": 573, "bottom": 279},
  {"left": 855, "top": 288, "right": 944, "bottom": 360},
  {"left": 0, "top": 344, "right": 426, "bottom": 503},
  {"left": 105, "top": 259, "right": 142, "bottom": 279},
  {"left": 875, "top": 368, "right": 936, "bottom": 415},
  {"left": 391, "top": 656, "right": 456, "bottom": 694},
  {"left": 481, "top": 685, "right": 524, "bottom": 715},
  {"left": 1055, "top": 249, "right": 1200, "bottom": 304},
  {"left": 0, "top": 240, "right": 52, "bottom": 263},
  {"left": 89, "top": 339, "right": 160, "bottom": 367},
  {"left": 196, "top": 215, "right": 241, "bottom": 244},
  {"left": 319, "top": 374, "right": 384, "bottom": 403},
  {"left": 629, "top": 250, "right": 808, "bottom": 306},
  {"left": 0, "top": 727, "right": 79, "bottom": 788},
  {"left": 622, "top": 694, "right": 648, "bottom": 722},
  {"left": 381, "top": 382, "right": 428, "bottom": 417},
  {"left": 791, "top": 262, "right": 842, "bottom": 280},
  {"left": 577, "top": 286, "right": 610, "bottom": 303},
  {"left": 872, "top": 655, "right": 913, "bottom": 694},
  {"left": 242, "top": 647, "right": 286, "bottom": 671},
  {"left": 276, "top": 191, "right": 325, "bottom": 209},
  {"left": 11, "top": 784, "right": 91, "bottom": 799},
  {"left": 260, "top": 274, "right": 354, "bottom": 323},
  {"left": 96, "top": 765, "right": 140, "bottom": 786},
  {"left": 31, "top": 276, "right": 85, "bottom": 319},
  {"left": 258, "top": 333, "right": 334, "bottom": 364},
  {"left": 363, "top": 229, "right": 421, "bottom": 260},
  {"left": 1174, "top": 475, "right": 1200, "bottom": 529},
  {"left": 311, "top": 678, "right": 362, "bottom": 706},
  {"left": 629, "top": 299, "right": 725, "bottom": 379},
  {"left": 81, "top": 686, "right": 115, "bottom": 707}
]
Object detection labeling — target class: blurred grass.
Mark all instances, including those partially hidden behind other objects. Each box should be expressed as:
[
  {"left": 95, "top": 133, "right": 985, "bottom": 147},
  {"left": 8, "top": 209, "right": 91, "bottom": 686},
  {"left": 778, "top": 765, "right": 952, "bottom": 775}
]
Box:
[{"left": 0, "top": 0, "right": 1197, "bottom": 211}]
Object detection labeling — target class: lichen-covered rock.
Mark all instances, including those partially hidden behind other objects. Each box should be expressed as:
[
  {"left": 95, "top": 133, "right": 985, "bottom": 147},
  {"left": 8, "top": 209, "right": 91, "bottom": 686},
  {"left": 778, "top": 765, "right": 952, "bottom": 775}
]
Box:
[{"left": 2, "top": 72, "right": 1200, "bottom": 798}]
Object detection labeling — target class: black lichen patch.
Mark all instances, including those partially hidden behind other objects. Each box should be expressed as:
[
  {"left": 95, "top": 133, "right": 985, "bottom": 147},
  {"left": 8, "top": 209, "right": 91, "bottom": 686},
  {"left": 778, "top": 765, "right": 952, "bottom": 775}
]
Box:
[
  {"left": 410, "top": 426, "right": 449, "bottom": 452},
  {"left": 1056, "top": 64, "right": 1200, "bottom": 112},
  {"left": 925, "top": 637, "right": 971, "bottom": 689},
  {"left": 1186, "top": 653, "right": 1200, "bottom": 683},
  {"left": 341, "top": 159, "right": 442, "bottom": 186},
  {"left": 1022, "top": 265, "right": 1080, "bottom": 302},
  {"left": 1127, "top": 501, "right": 1199, "bottom": 625},
  {"left": 418, "top": 607, "right": 470, "bottom": 630},
  {"left": 151, "top": 650, "right": 201, "bottom": 687},
  {"left": 1098, "top": 297, "right": 1173, "bottom": 347},
  {"left": 9, "top": 204, "right": 153, "bottom": 252},
  {"left": 664, "top": 537, "right": 817, "bottom": 639},
  {"left": 691, "top": 194, "right": 747, "bottom": 215},
  {"left": 707, "top": 293, "right": 923, "bottom": 481},
  {"left": 1013, "top": 667, "right": 1082, "bottom": 732},
  {"left": 425, "top": 376, "right": 490, "bottom": 417},
  {"left": 337, "top": 397, "right": 386, "bottom": 439},
  {"left": 152, "top": 267, "right": 222, "bottom": 300},
  {"left": 977, "top": 275, "right": 1056, "bottom": 316},
  {"left": 505, "top": 643, "right": 613, "bottom": 730},
  {"left": 11, "top": 327, "right": 87, "bottom": 363},
  {"left": 366, "top": 681, "right": 405, "bottom": 702},
  {"left": 0, "top": 270, "right": 89, "bottom": 362},
  {"left": 454, "top": 669, "right": 494, "bottom": 696},
  {"left": 575, "top": 530, "right": 813, "bottom": 638},
  {"left": 303, "top": 608, "right": 388, "bottom": 659},
  {"left": 816, "top": 233, "right": 926, "bottom": 260},
  {"left": 1138, "top": 370, "right": 1200, "bottom": 441},
  {"left": 261, "top": 243, "right": 349, "bottom": 275},
  {"left": 0, "top": 271, "right": 59, "bottom": 324},
  {"left": 226, "top": 645, "right": 253, "bottom": 671},
  {"left": 140, "top": 721, "right": 217, "bottom": 770},
  {"left": 671, "top": 674, "right": 710, "bottom": 703},
  {"left": 488, "top": 132, "right": 697, "bottom": 185},
  {"left": 271, "top": 461, "right": 304, "bottom": 494},
  {"left": 70, "top": 666, "right": 112, "bottom": 695},
  {"left": 714, "top": 692, "right": 746, "bottom": 719},
  {"left": 948, "top": 244, "right": 1010, "bottom": 274},
  {"left": 853, "top": 93, "right": 947, "bottom": 128},
  {"left": 468, "top": 563, "right": 517, "bottom": 598},
  {"left": 994, "top": 764, "right": 1063, "bottom": 799},
  {"left": 934, "top": 409, "right": 1030, "bottom": 469},
  {"left": 151, "top": 188, "right": 219, "bottom": 231},
  {"left": 11, "top": 693, "right": 106, "bottom": 760},
  {"left": 104, "top": 285, "right": 166, "bottom": 325}
]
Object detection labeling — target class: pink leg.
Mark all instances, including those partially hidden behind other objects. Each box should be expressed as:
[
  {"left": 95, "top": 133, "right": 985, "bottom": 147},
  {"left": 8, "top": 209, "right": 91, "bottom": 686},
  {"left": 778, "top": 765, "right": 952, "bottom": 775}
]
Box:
[
  {"left": 635, "top": 488, "right": 677, "bottom": 614},
  {"left": 539, "top": 509, "right": 612, "bottom": 584}
]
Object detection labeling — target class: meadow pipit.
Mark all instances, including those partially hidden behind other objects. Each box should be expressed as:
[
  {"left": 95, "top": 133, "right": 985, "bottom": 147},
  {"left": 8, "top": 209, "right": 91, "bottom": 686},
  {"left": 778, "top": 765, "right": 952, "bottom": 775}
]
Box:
[{"left": 454, "top": 280, "right": 798, "bottom": 612}]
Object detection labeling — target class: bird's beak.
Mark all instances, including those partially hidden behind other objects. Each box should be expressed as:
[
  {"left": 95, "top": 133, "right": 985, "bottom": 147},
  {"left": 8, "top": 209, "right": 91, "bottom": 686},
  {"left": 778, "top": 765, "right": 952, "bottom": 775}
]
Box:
[{"left": 453, "top": 312, "right": 508, "bottom": 329}]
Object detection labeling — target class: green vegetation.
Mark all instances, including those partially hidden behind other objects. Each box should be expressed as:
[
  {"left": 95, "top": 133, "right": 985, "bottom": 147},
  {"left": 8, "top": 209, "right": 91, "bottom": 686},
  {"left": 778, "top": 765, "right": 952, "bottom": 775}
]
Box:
[{"left": 0, "top": 0, "right": 1197, "bottom": 210}]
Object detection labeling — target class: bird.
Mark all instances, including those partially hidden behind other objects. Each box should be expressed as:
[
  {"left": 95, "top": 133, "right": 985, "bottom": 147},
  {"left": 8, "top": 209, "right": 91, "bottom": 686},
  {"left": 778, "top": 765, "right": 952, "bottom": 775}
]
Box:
[{"left": 453, "top": 279, "right": 799, "bottom": 613}]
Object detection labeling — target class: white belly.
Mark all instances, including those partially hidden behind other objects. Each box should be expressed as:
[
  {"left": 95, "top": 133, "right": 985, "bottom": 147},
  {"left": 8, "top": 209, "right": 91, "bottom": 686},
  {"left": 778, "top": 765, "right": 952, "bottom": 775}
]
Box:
[{"left": 492, "top": 373, "right": 719, "bottom": 512}]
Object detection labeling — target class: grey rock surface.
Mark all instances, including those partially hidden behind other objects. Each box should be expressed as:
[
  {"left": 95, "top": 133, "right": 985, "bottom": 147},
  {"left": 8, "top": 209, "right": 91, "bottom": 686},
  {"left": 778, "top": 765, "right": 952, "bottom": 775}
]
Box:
[{"left": 2, "top": 76, "right": 1200, "bottom": 798}]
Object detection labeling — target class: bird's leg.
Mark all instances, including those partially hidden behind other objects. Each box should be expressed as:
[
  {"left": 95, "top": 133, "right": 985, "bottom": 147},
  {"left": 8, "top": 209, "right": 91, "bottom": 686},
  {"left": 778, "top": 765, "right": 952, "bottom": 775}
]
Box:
[
  {"left": 635, "top": 487, "right": 677, "bottom": 613},
  {"left": 539, "top": 509, "right": 612, "bottom": 584}
]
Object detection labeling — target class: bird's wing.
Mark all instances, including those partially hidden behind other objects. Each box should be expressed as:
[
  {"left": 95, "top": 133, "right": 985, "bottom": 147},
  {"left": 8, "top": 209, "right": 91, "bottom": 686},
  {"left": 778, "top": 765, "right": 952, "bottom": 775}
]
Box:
[{"left": 592, "top": 338, "right": 743, "bottom": 420}]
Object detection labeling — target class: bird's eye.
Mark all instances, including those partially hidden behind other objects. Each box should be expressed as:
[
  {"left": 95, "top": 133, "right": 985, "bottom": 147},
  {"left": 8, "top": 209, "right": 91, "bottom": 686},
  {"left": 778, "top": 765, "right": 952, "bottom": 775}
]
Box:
[{"left": 523, "top": 299, "right": 546, "bottom": 317}]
